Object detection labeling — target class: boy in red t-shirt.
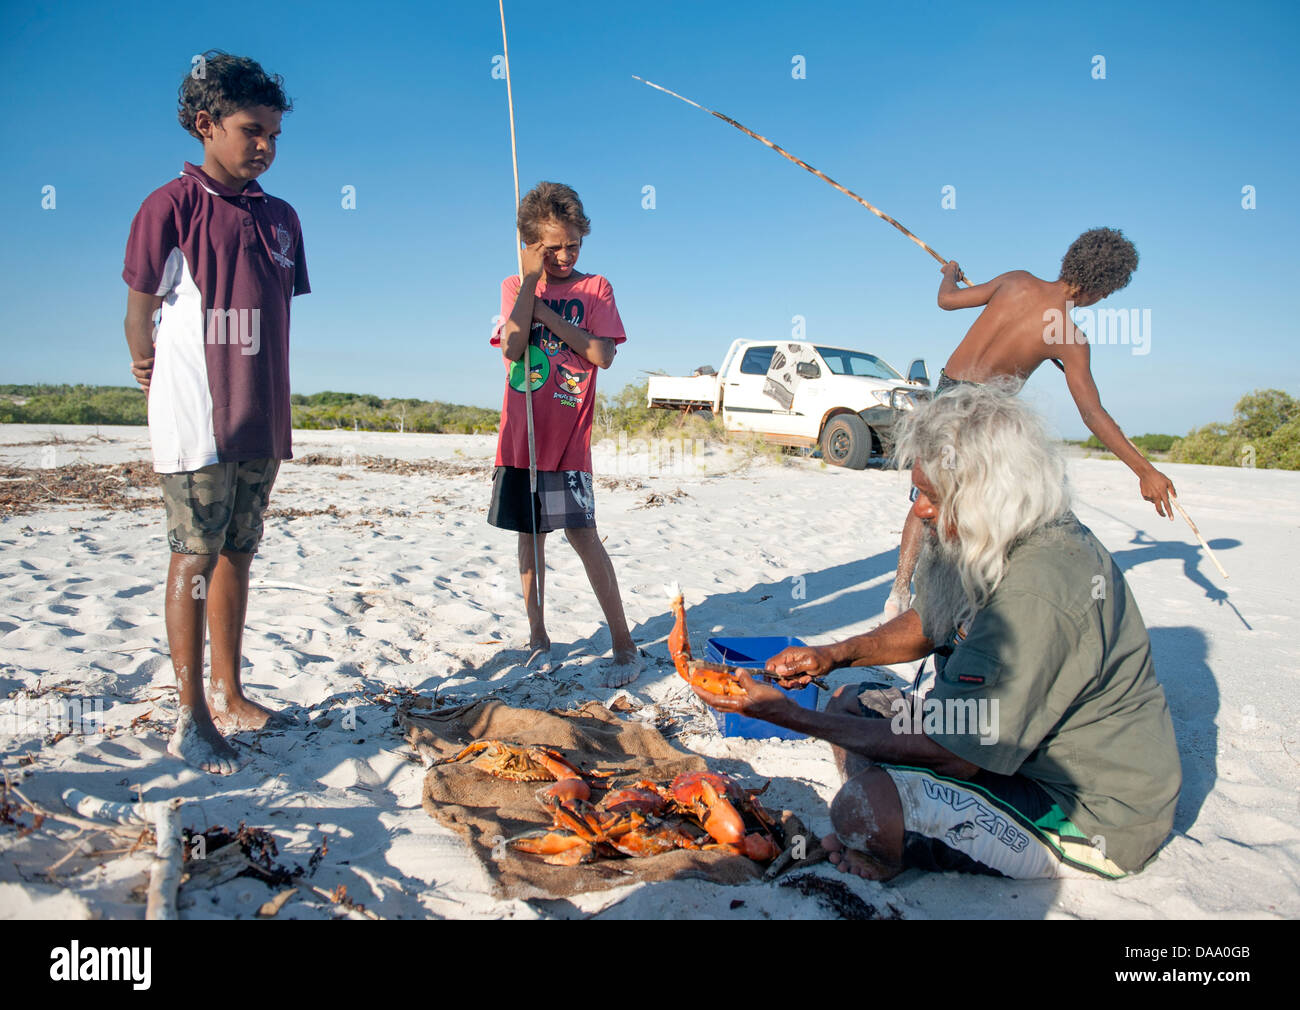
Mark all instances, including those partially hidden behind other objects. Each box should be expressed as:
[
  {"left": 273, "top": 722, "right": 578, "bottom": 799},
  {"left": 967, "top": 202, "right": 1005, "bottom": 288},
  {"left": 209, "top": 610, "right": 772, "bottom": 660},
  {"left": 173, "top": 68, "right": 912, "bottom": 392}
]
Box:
[{"left": 489, "top": 182, "right": 640, "bottom": 687}]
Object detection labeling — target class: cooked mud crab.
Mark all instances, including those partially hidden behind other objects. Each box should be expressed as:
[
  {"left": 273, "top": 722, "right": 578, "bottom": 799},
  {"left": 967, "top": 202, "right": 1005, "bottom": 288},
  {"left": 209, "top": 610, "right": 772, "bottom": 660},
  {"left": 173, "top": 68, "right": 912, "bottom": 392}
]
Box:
[
  {"left": 435, "top": 739, "right": 596, "bottom": 802},
  {"left": 508, "top": 769, "right": 783, "bottom": 866}
]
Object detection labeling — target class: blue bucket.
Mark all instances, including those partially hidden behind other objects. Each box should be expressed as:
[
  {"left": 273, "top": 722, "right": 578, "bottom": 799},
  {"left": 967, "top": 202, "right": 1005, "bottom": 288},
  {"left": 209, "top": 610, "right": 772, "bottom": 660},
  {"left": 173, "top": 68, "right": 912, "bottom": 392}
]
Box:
[{"left": 703, "top": 636, "right": 819, "bottom": 741}]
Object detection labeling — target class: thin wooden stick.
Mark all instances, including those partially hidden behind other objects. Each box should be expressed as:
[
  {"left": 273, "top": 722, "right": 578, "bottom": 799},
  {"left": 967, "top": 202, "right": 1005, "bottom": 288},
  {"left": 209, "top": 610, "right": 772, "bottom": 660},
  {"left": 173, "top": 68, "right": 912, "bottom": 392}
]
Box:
[
  {"left": 310, "top": 884, "right": 381, "bottom": 920},
  {"left": 1172, "top": 500, "right": 1229, "bottom": 580},
  {"left": 145, "top": 801, "right": 182, "bottom": 920},
  {"left": 500, "top": 0, "right": 542, "bottom": 609},
  {"left": 63, "top": 787, "right": 147, "bottom": 825},
  {"left": 633, "top": 76, "right": 972, "bottom": 286},
  {"left": 45, "top": 830, "right": 97, "bottom": 876},
  {"left": 12, "top": 783, "right": 133, "bottom": 835},
  {"left": 501, "top": 3, "right": 524, "bottom": 285}
]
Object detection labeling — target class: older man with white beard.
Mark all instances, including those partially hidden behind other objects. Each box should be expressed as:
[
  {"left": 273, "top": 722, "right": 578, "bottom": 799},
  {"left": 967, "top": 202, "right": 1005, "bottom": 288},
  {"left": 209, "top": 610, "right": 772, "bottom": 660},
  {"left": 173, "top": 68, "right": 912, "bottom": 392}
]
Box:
[{"left": 694, "top": 383, "right": 1181, "bottom": 880}]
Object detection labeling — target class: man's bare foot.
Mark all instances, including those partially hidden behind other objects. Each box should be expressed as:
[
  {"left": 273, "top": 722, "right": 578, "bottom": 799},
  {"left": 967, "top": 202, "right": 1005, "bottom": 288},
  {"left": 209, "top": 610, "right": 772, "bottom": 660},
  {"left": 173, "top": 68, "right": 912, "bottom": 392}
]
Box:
[
  {"left": 821, "top": 832, "right": 899, "bottom": 881},
  {"left": 209, "top": 686, "right": 283, "bottom": 732},
  {"left": 881, "top": 590, "right": 911, "bottom": 623},
  {"left": 168, "top": 706, "right": 240, "bottom": 775},
  {"left": 599, "top": 649, "right": 642, "bottom": 688}
]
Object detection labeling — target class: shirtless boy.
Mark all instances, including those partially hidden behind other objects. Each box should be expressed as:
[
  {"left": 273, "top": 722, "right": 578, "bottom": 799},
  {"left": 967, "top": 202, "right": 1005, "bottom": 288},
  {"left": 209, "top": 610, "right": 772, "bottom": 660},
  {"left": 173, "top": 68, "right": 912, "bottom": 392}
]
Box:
[{"left": 883, "top": 227, "right": 1177, "bottom": 619}]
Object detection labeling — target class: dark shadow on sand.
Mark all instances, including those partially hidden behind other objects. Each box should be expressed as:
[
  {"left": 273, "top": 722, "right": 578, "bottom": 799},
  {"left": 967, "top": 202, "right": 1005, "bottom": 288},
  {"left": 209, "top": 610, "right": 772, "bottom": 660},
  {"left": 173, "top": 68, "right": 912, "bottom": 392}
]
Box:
[
  {"left": 1148, "top": 625, "right": 1218, "bottom": 837},
  {"left": 1090, "top": 519, "right": 1248, "bottom": 629}
]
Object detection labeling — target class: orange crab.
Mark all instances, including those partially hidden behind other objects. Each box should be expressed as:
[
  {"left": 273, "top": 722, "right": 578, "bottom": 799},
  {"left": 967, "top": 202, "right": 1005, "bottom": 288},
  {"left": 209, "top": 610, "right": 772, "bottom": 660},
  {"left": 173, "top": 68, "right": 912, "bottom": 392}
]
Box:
[
  {"left": 508, "top": 769, "right": 784, "bottom": 866},
  {"left": 435, "top": 740, "right": 593, "bottom": 803},
  {"left": 669, "top": 771, "right": 781, "bottom": 862},
  {"left": 509, "top": 799, "right": 709, "bottom": 865},
  {"left": 666, "top": 584, "right": 750, "bottom": 698}
]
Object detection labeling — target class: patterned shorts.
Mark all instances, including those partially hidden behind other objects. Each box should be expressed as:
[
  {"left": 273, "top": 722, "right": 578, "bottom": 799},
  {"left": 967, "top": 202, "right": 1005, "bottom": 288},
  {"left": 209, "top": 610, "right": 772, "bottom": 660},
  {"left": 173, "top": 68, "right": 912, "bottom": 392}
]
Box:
[
  {"left": 159, "top": 458, "right": 280, "bottom": 555},
  {"left": 855, "top": 685, "right": 1128, "bottom": 879},
  {"left": 934, "top": 368, "right": 979, "bottom": 397},
  {"left": 487, "top": 466, "right": 596, "bottom": 533}
]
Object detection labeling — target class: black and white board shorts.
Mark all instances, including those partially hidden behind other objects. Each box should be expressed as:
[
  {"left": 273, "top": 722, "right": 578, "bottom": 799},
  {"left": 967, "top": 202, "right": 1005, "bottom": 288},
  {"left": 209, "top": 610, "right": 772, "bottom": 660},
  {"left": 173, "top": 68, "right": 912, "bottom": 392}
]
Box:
[
  {"left": 856, "top": 686, "right": 1129, "bottom": 879},
  {"left": 488, "top": 466, "right": 596, "bottom": 534}
]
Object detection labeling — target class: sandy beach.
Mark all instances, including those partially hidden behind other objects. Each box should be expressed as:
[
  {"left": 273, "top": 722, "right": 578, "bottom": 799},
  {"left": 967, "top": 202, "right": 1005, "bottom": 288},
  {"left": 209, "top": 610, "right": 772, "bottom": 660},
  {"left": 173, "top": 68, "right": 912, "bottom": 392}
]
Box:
[{"left": 1, "top": 422, "right": 1296, "bottom": 920}]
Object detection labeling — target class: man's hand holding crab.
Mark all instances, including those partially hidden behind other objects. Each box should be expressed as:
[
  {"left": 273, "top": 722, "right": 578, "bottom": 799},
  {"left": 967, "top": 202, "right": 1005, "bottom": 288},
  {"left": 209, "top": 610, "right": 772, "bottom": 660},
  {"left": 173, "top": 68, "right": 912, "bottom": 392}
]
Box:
[{"left": 689, "top": 670, "right": 798, "bottom": 724}]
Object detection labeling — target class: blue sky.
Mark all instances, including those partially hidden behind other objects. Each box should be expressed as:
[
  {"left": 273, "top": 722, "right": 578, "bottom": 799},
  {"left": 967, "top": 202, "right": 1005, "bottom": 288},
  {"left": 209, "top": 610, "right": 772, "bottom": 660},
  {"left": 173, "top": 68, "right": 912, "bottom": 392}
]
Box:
[{"left": 2, "top": 0, "right": 1297, "bottom": 438}]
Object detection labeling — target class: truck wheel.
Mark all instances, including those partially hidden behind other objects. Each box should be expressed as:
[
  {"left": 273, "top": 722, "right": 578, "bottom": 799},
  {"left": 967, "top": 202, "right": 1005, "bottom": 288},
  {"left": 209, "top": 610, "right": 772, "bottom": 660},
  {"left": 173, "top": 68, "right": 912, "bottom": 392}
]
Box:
[{"left": 821, "top": 415, "right": 871, "bottom": 469}]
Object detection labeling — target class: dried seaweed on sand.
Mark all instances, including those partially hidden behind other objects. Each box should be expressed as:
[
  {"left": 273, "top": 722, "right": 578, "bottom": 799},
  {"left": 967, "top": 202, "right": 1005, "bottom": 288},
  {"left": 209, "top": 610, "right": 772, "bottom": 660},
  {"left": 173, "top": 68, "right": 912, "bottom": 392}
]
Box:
[
  {"left": 292, "top": 453, "right": 490, "bottom": 478},
  {"left": 0, "top": 460, "right": 160, "bottom": 516},
  {"left": 779, "top": 873, "right": 903, "bottom": 920}
]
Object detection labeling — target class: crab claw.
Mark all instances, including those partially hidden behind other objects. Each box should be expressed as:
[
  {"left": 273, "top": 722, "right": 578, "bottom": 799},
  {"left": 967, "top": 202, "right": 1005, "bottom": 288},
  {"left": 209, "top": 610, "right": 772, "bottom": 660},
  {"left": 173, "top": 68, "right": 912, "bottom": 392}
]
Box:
[
  {"left": 665, "top": 582, "right": 692, "bottom": 680},
  {"left": 538, "top": 778, "right": 591, "bottom": 804},
  {"left": 671, "top": 772, "right": 746, "bottom": 846},
  {"left": 740, "top": 833, "right": 781, "bottom": 861},
  {"left": 509, "top": 829, "right": 594, "bottom": 865}
]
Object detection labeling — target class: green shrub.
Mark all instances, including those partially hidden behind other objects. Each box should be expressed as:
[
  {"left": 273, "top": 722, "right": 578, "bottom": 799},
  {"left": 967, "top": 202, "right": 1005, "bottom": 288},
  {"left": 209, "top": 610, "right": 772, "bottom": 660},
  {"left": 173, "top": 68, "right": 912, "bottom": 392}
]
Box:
[
  {"left": 1082, "top": 432, "right": 1173, "bottom": 453},
  {"left": 1, "top": 385, "right": 148, "bottom": 425},
  {"left": 1233, "top": 389, "right": 1298, "bottom": 442},
  {"left": 288, "top": 393, "right": 498, "bottom": 434},
  {"left": 1133, "top": 433, "right": 1175, "bottom": 453},
  {"left": 1257, "top": 416, "right": 1300, "bottom": 469},
  {"left": 1168, "top": 423, "right": 1245, "bottom": 467},
  {"left": 593, "top": 380, "right": 725, "bottom": 442},
  {"left": 1169, "top": 389, "right": 1299, "bottom": 470}
]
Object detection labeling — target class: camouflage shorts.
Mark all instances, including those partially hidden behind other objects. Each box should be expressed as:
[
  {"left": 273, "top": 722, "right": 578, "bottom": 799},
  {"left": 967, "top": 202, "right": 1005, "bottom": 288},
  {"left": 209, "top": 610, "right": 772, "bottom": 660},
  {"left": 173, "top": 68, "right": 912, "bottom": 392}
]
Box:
[{"left": 160, "top": 459, "right": 280, "bottom": 555}]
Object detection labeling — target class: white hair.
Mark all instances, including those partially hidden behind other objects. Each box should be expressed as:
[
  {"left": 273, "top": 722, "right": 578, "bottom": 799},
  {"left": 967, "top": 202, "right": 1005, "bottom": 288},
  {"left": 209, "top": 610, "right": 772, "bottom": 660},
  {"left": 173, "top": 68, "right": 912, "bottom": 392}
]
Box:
[{"left": 893, "top": 380, "right": 1071, "bottom": 628}]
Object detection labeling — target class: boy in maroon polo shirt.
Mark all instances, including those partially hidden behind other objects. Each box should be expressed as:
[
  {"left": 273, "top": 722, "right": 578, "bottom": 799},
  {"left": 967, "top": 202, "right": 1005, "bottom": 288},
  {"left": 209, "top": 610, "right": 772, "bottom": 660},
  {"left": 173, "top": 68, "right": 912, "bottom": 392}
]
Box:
[
  {"left": 123, "top": 51, "right": 308, "bottom": 774},
  {"left": 490, "top": 183, "right": 640, "bottom": 687}
]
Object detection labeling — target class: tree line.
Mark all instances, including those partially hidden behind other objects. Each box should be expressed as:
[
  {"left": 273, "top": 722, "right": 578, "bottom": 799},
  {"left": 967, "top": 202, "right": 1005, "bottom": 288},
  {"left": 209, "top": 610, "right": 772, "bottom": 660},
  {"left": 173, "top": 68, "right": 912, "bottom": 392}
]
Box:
[
  {"left": 0, "top": 385, "right": 499, "bottom": 435},
  {"left": 2, "top": 383, "right": 1294, "bottom": 469}
]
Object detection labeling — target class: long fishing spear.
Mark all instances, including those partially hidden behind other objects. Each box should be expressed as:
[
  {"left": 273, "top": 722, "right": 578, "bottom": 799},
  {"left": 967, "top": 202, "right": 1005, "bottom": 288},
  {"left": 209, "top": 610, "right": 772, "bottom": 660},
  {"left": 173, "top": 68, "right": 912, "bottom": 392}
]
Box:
[
  {"left": 634, "top": 76, "right": 1069, "bottom": 379},
  {"left": 636, "top": 76, "right": 1229, "bottom": 575},
  {"left": 632, "top": 76, "right": 973, "bottom": 286},
  {"left": 500, "top": 1, "right": 542, "bottom": 609}
]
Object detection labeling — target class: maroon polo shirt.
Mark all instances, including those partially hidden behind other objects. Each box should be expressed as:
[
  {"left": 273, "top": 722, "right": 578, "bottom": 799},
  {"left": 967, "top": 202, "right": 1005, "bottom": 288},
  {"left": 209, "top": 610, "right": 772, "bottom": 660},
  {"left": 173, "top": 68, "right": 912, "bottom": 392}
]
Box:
[{"left": 123, "top": 162, "right": 309, "bottom": 473}]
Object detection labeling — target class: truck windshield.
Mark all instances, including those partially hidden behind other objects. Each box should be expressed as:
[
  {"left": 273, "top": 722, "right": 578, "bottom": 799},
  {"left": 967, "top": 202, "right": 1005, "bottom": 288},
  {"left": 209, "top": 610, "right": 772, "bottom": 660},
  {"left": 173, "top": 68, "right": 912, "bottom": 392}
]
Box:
[{"left": 815, "top": 347, "right": 902, "bottom": 380}]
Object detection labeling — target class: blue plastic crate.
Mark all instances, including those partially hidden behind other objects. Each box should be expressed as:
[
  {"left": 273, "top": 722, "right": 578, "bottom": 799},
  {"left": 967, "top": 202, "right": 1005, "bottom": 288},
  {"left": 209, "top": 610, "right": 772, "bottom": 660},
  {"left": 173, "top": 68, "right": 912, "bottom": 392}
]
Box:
[{"left": 703, "top": 636, "right": 818, "bottom": 740}]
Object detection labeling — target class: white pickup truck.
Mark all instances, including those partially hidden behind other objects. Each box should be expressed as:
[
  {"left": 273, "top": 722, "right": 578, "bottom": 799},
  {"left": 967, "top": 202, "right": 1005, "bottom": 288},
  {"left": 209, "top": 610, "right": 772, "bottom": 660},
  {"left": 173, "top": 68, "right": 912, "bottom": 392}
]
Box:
[{"left": 646, "top": 339, "right": 931, "bottom": 468}]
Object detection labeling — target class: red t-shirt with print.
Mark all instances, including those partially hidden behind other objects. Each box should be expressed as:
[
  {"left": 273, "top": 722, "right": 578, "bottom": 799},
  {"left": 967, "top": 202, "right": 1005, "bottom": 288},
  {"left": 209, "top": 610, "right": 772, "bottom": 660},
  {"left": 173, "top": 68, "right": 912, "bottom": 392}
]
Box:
[{"left": 491, "top": 272, "right": 626, "bottom": 472}]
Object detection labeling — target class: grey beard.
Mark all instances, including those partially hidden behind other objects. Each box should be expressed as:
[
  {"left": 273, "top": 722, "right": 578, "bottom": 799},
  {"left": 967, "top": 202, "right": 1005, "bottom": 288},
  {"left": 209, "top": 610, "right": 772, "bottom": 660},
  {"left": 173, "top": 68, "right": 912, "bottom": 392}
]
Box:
[{"left": 914, "top": 528, "right": 972, "bottom": 646}]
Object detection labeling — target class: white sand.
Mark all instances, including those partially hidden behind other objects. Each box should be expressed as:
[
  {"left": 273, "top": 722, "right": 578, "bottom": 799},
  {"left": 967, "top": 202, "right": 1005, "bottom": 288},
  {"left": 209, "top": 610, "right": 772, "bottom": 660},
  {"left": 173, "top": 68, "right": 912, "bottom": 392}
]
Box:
[{"left": 1, "top": 424, "right": 1296, "bottom": 919}]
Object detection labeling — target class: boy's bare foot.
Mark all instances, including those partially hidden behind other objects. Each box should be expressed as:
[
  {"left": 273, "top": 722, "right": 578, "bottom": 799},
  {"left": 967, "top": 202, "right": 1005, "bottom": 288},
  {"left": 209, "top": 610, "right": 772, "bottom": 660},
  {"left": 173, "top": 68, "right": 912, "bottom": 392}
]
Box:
[
  {"left": 599, "top": 649, "right": 642, "bottom": 688},
  {"left": 525, "top": 638, "right": 554, "bottom": 673},
  {"left": 822, "top": 832, "right": 899, "bottom": 881},
  {"left": 209, "top": 690, "right": 284, "bottom": 732},
  {"left": 881, "top": 591, "right": 911, "bottom": 623},
  {"left": 168, "top": 706, "right": 240, "bottom": 775}
]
